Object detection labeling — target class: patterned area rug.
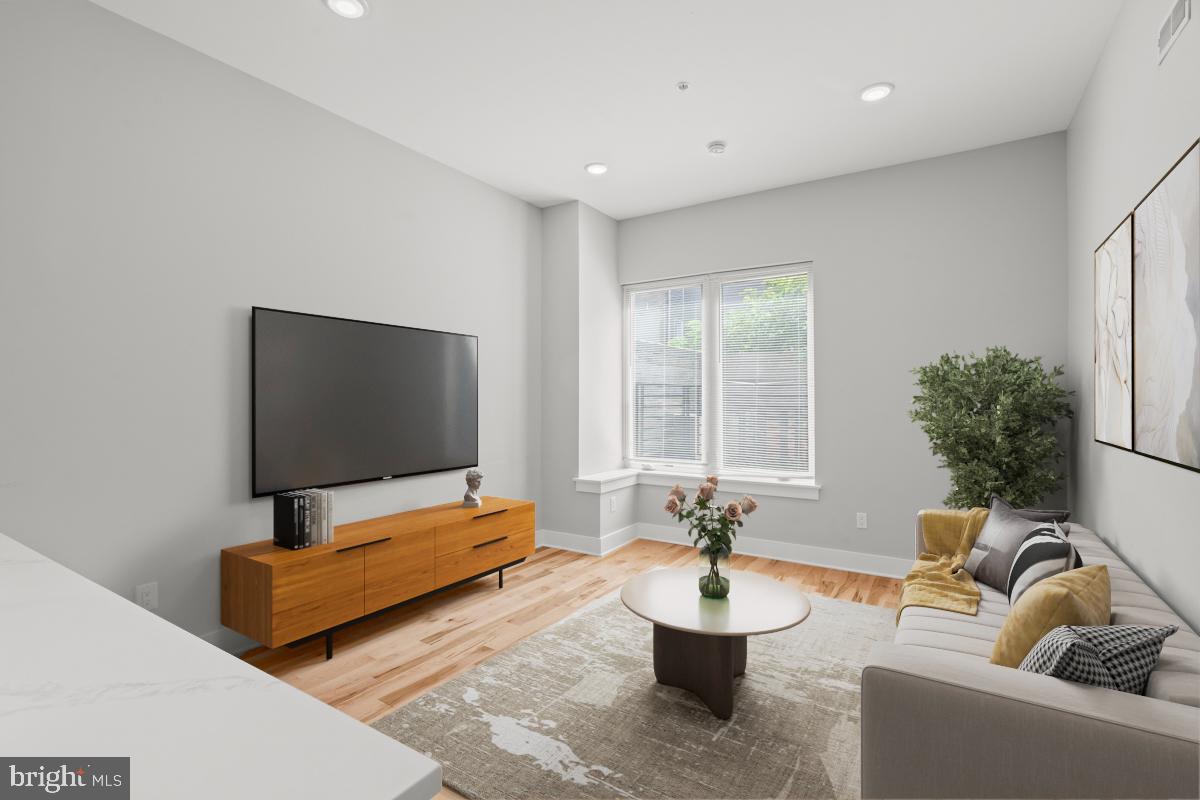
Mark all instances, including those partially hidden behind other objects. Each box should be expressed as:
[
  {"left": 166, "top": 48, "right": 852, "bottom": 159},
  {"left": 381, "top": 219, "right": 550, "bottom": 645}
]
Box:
[{"left": 372, "top": 589, "right": 895, "bottom": 799}]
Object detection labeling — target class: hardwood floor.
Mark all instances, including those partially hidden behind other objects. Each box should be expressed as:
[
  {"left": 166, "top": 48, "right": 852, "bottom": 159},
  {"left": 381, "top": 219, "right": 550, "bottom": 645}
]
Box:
[{"left": 243, "top": 540, "right": 901, "bottom": 799}]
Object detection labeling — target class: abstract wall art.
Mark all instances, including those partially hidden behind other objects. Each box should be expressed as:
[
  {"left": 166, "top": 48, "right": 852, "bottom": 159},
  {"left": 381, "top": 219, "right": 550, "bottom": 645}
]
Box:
[
  {"left": 1094, "top": 215, "right": 1133, "bottom": 449},
  {"left": 1132, "top": 140, "right": 1200, "bottom": 472}
]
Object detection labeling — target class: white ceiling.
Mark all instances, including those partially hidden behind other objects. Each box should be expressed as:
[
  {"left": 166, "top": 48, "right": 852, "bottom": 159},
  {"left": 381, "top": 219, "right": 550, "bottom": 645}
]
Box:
[{"left": 89, "top": 0, "right": 1121, "bottom": 219}]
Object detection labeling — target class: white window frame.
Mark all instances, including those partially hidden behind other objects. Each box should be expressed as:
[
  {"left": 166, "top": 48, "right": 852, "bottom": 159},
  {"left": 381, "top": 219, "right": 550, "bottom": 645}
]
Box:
[{"left": 622, "top": 261, "right": 816, "bottom": 482}]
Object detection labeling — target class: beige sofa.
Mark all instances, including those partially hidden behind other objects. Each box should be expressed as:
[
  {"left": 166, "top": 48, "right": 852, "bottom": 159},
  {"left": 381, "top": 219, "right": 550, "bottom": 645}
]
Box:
[{"left": 861, "top": 512, "right": 1200, "bottom": 799}]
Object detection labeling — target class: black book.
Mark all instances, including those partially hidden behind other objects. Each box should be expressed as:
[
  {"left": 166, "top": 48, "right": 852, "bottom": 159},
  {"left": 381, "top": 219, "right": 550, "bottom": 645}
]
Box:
[
  {"left": 302, "top": 492, "right": 312, "bottom": 548},
  {"left": 273, "top": 493, "right": 303, "bottom": 550}
]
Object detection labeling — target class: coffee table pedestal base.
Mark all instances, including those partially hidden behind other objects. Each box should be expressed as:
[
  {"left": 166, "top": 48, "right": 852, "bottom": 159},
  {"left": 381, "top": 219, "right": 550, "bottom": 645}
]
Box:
[{"left": 652, "top": 624, "right": 747, "bottom": 719}]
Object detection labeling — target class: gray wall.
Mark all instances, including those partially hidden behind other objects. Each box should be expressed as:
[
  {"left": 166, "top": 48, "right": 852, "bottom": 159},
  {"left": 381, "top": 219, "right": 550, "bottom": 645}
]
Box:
[
  {"left": 577, "top": 204, "right": 623, "bottom": 478},
  {"left": 538, "top": 201, "right": 629, "bottom": 540},
  {"left": 1066, "top": 0, "right": 1200, "bottom": 629},
  {"left": 618, "top": 134, "right": 1069, "bottom": 561},
  {"left": 538, "top": 202, "right": 590, "bottom": 534},
  {"left": 0, "top": 0, "right": 542, "bottom": 647}
]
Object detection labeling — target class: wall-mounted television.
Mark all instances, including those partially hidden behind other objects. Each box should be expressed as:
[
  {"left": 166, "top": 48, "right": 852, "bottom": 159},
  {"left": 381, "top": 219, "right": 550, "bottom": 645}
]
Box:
[{"left": 252, "top": 307, "right": 478, "bottom": 497}]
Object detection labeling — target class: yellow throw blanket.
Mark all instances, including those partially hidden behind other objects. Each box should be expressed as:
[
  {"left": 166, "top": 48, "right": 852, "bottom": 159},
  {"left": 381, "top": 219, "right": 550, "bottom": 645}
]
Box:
[{"left": 896, "top": 507, "right": 989, "bottom": 622}]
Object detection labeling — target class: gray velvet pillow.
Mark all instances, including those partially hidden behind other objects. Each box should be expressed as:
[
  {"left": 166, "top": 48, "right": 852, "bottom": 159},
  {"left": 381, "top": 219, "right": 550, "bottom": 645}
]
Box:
[
  {"left": 990, "top": 494, "right": 1070, "bottom": 524},
  {"left": 965, "top": 500, "right": 1049, "bottom": 591}
]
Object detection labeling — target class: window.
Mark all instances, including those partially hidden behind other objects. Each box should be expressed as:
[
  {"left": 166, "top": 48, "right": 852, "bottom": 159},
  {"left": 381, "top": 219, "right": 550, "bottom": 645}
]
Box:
[
  {"left": 627, "top": 284, "right": 704, "bottom": 463},
  {"left": 625, "top": 265, "right": 813, "bottom": 478}
]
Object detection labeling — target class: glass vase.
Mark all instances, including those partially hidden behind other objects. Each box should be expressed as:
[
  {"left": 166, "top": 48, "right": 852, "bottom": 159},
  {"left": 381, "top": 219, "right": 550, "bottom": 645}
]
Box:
[{"left": 697, "top": 544, "right": 731, "bottom": 598}]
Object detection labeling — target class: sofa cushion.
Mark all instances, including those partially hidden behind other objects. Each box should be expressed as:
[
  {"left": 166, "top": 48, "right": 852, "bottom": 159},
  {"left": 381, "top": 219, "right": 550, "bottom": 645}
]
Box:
[
  {"left": 965, "top": 500, "right": 1054, "bottom": 591},
  {"left": 896, "top": 519, "right": 1200, "bottom": 709},
  {"left": 991, "top": 494, "right": 1071, "bottom": 524},
  {"left": 1019, "top": 625, "right": 1177, "bottom": 694},
  {"left": 991, "top": 565, "right": 1111, "bottom": 667},
  {"left": 1006, "top": 523, "right": 1083, "bottom": 606}
]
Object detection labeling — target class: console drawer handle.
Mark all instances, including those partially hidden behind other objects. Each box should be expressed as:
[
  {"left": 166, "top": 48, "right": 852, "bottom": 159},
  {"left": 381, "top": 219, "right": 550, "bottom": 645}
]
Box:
[
  {"left": 473, "top": 535, "right": 508, "bottom": 549},
  {"left": 336, "top": 536, "right": 391, "bottom": 553},
  {"left": 473, "top": 508, "right": 510, "bottom": 520}
]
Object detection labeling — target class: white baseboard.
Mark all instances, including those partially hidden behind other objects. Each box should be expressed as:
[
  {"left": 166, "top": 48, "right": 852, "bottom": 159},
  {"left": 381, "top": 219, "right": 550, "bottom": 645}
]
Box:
[
  {"left": 599, "top": 524, "right": 639, "bottom": 555},
  {"left": 200, "top": 626, "right": 260, "bottom": 656},
  {"left": 536, "top": 525, "right": 639, "bottom": 557},
  {"left": 629, "top": 523, "right": 912, "bottom": 579}
]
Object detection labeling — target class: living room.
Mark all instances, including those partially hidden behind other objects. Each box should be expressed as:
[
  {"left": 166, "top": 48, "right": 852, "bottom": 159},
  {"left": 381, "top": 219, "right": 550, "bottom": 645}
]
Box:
[{"left": 1, "top": 1, "right": 1197, "bottom": 798}]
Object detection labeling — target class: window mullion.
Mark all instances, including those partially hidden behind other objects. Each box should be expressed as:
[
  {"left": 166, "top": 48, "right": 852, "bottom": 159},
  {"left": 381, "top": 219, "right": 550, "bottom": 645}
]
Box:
[{"left": 703, "top": 276, "right": 721, "bottom": 474}]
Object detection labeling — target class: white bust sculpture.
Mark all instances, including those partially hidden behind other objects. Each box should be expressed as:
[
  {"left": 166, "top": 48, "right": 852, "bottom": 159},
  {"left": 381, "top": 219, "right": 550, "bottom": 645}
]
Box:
[{"left": 463, "top": 468, "right": 484, "bottom": 508}]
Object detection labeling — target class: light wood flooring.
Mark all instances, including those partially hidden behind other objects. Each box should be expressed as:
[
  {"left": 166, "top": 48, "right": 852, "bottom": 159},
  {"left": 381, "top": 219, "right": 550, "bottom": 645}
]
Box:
[{"left": 243, "top": 539, "right": 902, "bottom": 799}]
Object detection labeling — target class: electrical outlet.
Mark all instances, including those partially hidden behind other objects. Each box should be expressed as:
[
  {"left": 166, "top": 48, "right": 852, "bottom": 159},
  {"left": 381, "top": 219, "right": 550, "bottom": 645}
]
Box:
[
  {"left": 609, "top": 496, "right": 617, "bottom": 513},
  {"left": 856, "top": 512, "right": 868, "bottom": 530},
  {"left": 135, "top": 581, "right": 158, "bottom": 612}
]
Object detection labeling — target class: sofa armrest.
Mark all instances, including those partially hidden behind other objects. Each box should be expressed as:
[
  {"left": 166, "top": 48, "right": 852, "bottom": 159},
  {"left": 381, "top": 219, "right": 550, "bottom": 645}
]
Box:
[{"left": 861, "top": 642, "right": 1200, "bottom": 799}]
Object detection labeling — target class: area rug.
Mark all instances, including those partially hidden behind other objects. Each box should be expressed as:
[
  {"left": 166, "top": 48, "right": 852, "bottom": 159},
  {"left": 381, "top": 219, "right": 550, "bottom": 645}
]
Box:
[{"left": 372, "top": 590, "right": 895, "bottom": 799}]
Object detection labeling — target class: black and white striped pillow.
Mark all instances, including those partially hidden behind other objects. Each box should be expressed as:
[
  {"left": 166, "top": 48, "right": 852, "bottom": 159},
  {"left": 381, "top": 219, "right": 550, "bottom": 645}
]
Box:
[{"left": 1006, "top": 522, "right": 1083, "bottom": 606}]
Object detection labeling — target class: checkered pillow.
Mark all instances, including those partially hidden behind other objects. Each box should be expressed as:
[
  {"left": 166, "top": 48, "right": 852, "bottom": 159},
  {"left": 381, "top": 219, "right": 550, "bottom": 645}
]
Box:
[{"left": 1018, "top": 624, "right": 1178, "bottom": 693}]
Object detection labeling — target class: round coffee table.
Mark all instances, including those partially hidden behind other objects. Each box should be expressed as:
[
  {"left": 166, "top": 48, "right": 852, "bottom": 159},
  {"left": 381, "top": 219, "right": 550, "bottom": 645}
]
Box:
[{"left": 620, "top": 568, "right": 811, "bottom": 719}]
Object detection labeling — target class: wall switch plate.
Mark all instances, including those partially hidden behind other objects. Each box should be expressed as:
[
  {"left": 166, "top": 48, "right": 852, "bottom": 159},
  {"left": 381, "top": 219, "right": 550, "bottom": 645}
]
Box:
[
  {"left": 856, "top": 512, "right": 868, "bottom": 529},
  {"left": 609, "top": 496, "right": 617, "bottom": 512},
  {"left": 135, "top": 581, "right": 158, "bottom": 611}
]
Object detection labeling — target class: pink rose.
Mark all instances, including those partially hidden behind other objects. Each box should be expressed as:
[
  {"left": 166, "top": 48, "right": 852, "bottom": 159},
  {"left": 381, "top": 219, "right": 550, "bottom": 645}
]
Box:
[
  {"left": 706, "top": 474, "right": 720, "bottom": 487},
  {"left": 724, "top": 501, "right": 742, "bottom": 521},
  {"left": 668, "top": 484, "right": 687, "bottom": 500},
  {"left": 739, "top": 495, "right": 758, "bottom": 515},
  {"left": 696, "top": 482, "right": 715, "bottom": 501},
  {"left": 664, "top": 496, "right": 681, "bottom": 514}
]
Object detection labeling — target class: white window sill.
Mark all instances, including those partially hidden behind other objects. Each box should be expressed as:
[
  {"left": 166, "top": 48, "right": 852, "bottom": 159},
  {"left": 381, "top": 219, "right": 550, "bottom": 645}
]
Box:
[
  {"left": 574, "top": 468, "right": 820, "bottom": 500},
  {"left": 573, "top": 469, "right": 640, "bottom": 494}
]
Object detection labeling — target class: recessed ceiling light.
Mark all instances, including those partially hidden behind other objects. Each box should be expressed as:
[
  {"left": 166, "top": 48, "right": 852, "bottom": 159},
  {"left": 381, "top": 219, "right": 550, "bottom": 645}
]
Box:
[
  {"left": 324, "top": 0, "right": 368, "bottom": 19},
  {"left": 676, "top": 81, "right": 690, "bottom": 92},
  {"left": 860, "top": 82, "right": 894, "bottom": 103},
  {"left": 707, "top": 140, "right": 727, "bottom": 155},
  {"left": 585, "top": 162, "right": 608, "bottom": 175}
]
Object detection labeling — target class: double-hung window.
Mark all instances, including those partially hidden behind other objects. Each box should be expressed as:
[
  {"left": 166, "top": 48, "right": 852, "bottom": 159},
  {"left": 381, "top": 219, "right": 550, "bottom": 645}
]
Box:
[{"left": 624, "top": 264, "right": 814, "bottom": 479}]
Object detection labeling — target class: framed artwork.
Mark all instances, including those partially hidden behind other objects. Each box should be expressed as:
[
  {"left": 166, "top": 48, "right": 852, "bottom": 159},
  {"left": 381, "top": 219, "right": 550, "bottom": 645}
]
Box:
[
  {"left": 1132, "top": 140, "right": 1200, "bottom": 472},
  {"left": 1094, "top": 215, "right": 1133, "bottom": 449}
]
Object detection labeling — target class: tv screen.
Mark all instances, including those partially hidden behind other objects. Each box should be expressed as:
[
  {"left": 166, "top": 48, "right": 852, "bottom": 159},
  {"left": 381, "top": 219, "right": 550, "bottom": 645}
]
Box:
[{"left": 252, "top": 307, "right": 478, "bottom": 497}]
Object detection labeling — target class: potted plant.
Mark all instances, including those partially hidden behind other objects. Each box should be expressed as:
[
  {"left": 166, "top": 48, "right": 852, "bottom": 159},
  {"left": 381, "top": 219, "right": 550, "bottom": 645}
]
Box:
[
  {"left": 664, "top": 476, "right": 758, "bottom": 598},
  {"left": 910, "top": 346, "right": 1073, "bottom": 508}
]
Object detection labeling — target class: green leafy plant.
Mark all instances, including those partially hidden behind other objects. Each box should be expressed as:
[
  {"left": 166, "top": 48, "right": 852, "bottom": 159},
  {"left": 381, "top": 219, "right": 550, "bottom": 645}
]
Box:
[
  {"left": 910, "top": 346, "right": 1073, "bottom": 509},
  {"left": 667, "top": 275, "right": 807, "bottom": 352}
]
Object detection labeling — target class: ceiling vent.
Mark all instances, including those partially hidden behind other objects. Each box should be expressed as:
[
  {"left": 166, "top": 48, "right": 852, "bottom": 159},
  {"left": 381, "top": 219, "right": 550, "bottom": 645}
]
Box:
[{"left": 1159, "top": 0, "right": 1191, "bottom": 63}]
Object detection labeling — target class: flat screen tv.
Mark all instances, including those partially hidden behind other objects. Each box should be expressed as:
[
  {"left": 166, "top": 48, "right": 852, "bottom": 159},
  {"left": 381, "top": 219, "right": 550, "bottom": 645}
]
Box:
[{"left": 252, "top": 307, "right": 478, "bottom": 497}]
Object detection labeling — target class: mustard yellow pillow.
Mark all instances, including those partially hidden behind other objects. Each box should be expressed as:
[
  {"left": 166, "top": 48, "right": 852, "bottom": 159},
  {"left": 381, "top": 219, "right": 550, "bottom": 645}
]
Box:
[{"left": 990, "top": 565, "right": 1110, "bottom": 667}]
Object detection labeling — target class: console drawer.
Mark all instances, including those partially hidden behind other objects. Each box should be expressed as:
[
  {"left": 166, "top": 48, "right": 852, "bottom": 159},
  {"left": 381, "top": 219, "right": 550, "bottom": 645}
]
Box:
[
  {"left": 435, "top": 528, "right": 534, "bottom": 586},
  {"left": 270, "top": 547, "right": 364, "bottom": 646},
  {"left": 435, "top": 503, "right": 534, "bottom": 556}
]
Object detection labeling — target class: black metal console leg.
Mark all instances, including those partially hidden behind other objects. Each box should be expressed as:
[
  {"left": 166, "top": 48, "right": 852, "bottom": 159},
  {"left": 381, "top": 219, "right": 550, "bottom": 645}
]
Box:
[
  {"left": 499, "top": 568, "right": 504, "bottom": 589},
  {"left": 325, "top": 630, "right": 333, "bottom": 660}
]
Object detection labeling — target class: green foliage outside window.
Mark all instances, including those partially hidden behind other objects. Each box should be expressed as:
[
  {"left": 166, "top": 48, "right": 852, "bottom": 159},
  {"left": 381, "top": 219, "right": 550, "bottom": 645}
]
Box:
[
  {"left": 910, "top": 347, "right": 1073, "bottom": 509},
  {"left": 667, "top": 275, "right": 807, "bottom": 352}
]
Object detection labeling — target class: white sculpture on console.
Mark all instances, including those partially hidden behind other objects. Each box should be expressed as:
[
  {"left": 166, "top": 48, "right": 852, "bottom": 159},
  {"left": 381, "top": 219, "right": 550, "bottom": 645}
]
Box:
[{"left": 463, "top": 468, "right": 484, "bottom": 508}]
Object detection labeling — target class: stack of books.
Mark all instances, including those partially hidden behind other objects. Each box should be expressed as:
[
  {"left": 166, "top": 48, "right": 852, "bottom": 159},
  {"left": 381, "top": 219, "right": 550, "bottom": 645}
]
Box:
[{"left": 273, "top": 489, "right": 334, "bottom": 550}]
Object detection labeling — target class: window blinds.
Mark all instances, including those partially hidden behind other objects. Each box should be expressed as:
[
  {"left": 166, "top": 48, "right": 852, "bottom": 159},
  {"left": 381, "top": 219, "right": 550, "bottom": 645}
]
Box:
[
  {"left": 719, "top": 273, "right": 809, "bottom": 474},
  {"left": 628, "top": 284, "right": 703, "bottom": 464}
]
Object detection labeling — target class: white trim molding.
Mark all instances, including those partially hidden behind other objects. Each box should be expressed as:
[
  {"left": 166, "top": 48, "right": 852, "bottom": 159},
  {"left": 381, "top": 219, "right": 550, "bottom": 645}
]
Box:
[
  {"left": 635, "top": 523, "right": 910, "bottom": 579},
  {"left": 575, "top": 468, "right": 819, "bottom": 500},
  {"left": 200, "top": 626, "right": 260, "bottom": 656},
  {"left": 537, "top": 525, "right": 639, "bottom": 557},
  {"left": 573, "top": 468, "right": 639, "bottom": 494},
  {"left": 636, "top": 469, "right": 820, "bottom": 501}
]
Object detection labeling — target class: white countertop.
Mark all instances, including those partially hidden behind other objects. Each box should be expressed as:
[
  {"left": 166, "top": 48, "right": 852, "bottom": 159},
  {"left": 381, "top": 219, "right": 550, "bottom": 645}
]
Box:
[{"left": 0, "top": 533, "right": 441, "bottom": 800}]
